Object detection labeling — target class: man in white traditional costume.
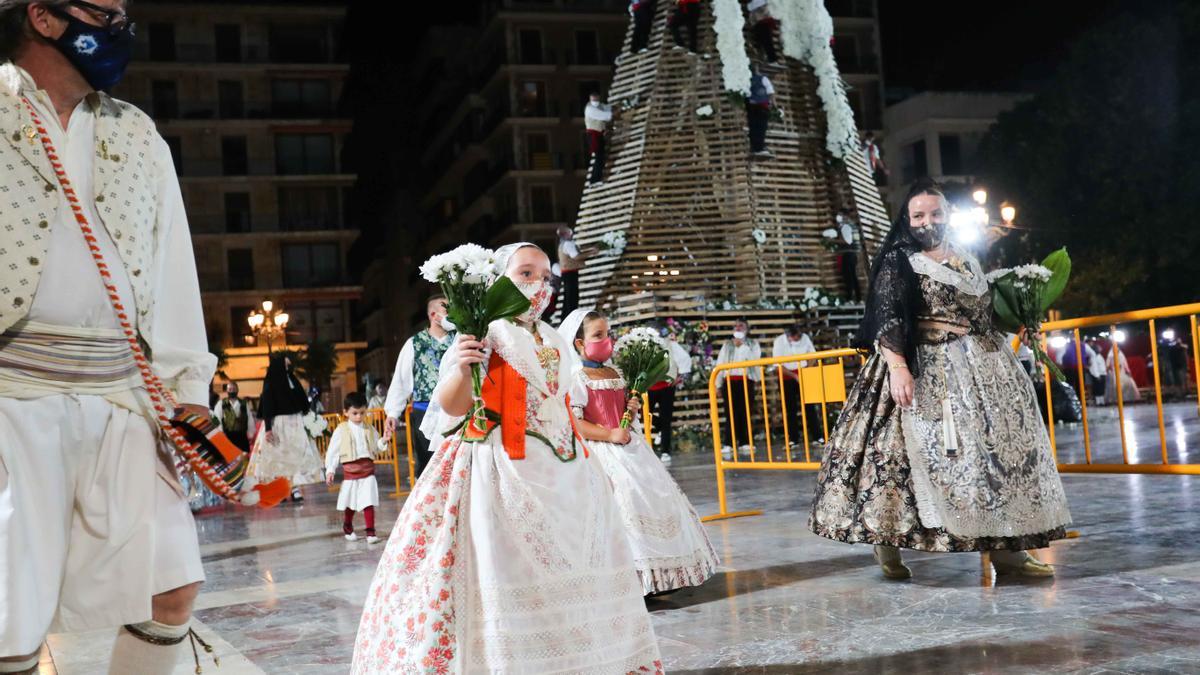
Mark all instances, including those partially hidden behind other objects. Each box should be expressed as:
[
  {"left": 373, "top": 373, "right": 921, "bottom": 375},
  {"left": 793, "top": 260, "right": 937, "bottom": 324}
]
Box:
[
  {"left": 353, "top": 243, "right": 662, "bottom": 674},
  {"left": 383, "top": 293, "right": 455, "bottom": 479},
  {"left": 0, "top": 1, "right": 217, "bottom": 672}
]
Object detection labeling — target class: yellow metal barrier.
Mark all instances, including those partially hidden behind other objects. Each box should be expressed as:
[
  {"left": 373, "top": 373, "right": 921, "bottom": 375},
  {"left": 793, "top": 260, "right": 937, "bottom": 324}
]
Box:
[
  {"left": 1037, "top": 302, "right": 1200, "bottom": 475},
  {"left": 314, "top": 407, "right": 416, "bottom": 498},
  {"left": 703, "top": 348, "right": 863, "bottom": 522},
  {"left": 699, "top": 303, "right": 1200, "bottom": 523}
]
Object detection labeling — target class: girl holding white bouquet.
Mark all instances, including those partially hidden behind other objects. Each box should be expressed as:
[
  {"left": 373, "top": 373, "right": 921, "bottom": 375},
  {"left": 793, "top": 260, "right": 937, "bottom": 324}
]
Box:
[
  {"left": 559, "top": 310, "right": 720, "bottom": 595},
  {"left": 352, "top": 243, "right": 661, "bottom": 674}
]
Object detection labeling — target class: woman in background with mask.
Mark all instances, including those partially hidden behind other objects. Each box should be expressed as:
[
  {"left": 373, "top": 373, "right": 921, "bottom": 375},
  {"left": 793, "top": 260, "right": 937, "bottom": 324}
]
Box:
[
  {"left": 352, "top": 244, "right": 662, "bottom": 674},
  {"left": 559, "top": 309, "right": 719, "bottom": 595},
  {"left": 809, "top": 182, "right": 1072, "bottom": 580}
]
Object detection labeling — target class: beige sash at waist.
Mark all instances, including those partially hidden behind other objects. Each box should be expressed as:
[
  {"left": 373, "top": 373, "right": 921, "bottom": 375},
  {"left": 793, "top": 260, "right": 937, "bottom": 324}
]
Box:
[{"left": 0, "top": 320, "right": 142, "bottom": 396}]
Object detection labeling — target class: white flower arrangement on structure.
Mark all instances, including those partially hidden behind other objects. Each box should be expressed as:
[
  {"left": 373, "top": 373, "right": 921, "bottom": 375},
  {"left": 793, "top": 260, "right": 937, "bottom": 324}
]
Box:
[
  {"left": 712, "top": 0, "right": 751, "bottom": 95},
  {"left": 696, "top": 104, "right": 715, "bottom": 118},
  {"left": 599, "top": 230, "right": 628, "bottom": 256},
  {"left": 770, "top": 0, "right": 859, "bottom": 158},
  {"left": 751, "top": 228, "right": 767, "bottom": 244}
]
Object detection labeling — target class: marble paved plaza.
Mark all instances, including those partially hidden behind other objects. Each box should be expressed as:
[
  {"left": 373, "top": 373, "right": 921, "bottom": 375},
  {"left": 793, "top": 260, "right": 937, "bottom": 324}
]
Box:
[{"left": 42, "top": 401, "right": 1200, "bottom": 674}]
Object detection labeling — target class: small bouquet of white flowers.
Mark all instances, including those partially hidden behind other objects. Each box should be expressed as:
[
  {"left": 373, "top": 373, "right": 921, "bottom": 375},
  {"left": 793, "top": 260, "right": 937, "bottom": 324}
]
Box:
[
  {"left": 820, "top": 227, "right": 841, "bottom": 252},
  {"left": 419, "top": 244, "right": 531, "bottom": 439},
  {"left": 301, "top": 411, "right": 328, "bottom": 439},
  {"left": 695, "top": 104, "right": 715, "bottom": 118},
  {"left": 598, "top": 230, "right": 627, "bottom": 256},
  {"left": 987, "top": 248, "right": 1072, "bottom": 381},
  {"left": 751, "top": 228, "right": 767, "bottom": 245},
  {"left": 613, "top": 327, "right": 672, "bottom": 429}
]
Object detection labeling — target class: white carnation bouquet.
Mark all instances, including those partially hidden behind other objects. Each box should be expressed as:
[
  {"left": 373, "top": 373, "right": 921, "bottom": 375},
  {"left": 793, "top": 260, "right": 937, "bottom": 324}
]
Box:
[
  {"left": 612, "top": 327, "right": 672, "bottom": 429},
  {"left": 302, "top": 411, "right": 328, "bottom": 438},
  {"left": 988, "top": 248, "right": 1072, "bottom": 381},
  {"left": 419, "top": 244, "right": 531, "bottom": 439}
]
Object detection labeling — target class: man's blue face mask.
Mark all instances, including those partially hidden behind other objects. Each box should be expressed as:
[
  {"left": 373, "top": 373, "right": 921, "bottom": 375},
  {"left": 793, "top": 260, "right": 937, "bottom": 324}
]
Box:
[{"left": 47, "top": 4, "right": 135, "bottom": 91}]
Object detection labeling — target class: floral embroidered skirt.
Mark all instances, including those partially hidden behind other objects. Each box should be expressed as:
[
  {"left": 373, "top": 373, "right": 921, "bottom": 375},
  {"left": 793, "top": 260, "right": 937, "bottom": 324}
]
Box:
[
  {"left": 809, "top": 337, "right": 1072, "bottom": 553},
  {"left": 352, "top": 433, "right": 663, "bottom": 674},
  {"left": 590, "top": 434, "right": 719, "bottom": 594}
]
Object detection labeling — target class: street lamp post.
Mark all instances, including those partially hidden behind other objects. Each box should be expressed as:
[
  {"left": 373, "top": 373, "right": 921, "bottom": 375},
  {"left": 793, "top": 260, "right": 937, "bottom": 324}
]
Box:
[{"left": 248, "top": 300, "right": 289, "bottom": 353}]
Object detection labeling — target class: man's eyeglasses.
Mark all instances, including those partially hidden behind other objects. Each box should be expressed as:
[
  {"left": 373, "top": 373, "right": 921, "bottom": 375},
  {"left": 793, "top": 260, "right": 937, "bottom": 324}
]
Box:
[{"left": 48, "top": 0, "right": 135, "bottom": 36}]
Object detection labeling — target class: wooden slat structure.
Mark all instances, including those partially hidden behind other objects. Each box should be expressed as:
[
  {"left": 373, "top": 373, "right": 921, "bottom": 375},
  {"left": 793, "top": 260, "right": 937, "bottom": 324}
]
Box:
[
  {"left": 574, "top": 1, "right": 889, "bottom": 312},
  {"left": 570, "top": 2, "right": 890, "bottom": 429}
]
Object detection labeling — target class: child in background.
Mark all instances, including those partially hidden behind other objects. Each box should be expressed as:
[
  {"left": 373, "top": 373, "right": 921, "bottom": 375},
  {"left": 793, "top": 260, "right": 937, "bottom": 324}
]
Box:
[
  {"left": 325, "top": 392, "right": 391, "bottom": 543},
  {"left": 559, "top": 309, "right": 719, "bottom": 594}
]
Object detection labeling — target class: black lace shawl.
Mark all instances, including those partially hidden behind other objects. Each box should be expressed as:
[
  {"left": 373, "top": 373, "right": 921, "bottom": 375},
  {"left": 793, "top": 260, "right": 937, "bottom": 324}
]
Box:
[
  {"left": 853, "top": 185, "right": 941, "bottom": 377},
  {"left": 257, "top": 354, "right": 309, "bottom": 430}
]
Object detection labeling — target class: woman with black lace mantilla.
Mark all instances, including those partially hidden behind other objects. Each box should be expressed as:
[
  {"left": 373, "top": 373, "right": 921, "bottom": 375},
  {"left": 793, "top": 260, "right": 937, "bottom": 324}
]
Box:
[{"left": 809, "top": 182, "right": 1072, "bottom": 579}]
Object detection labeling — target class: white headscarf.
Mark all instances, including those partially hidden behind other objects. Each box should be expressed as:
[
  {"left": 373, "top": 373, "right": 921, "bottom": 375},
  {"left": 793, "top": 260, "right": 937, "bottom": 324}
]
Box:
[
  {"left": 493, "top": 242, "right": 541, "bottom": 276},
  {"left": 556, "top": 308, "right": 595, "bottom": 378}
]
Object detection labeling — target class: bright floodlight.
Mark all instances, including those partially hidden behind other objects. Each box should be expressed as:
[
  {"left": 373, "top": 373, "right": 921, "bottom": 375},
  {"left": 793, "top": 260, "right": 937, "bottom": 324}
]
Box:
[
  {"left": 1163, "top": 329, "right": 1176, "bottom": 341},
  {"left": 949, "top": 210, "right": 979, "bottom": 244},
  {"left": 972, "top": 188, "right": 987, "bottom": 205},
  {"left": 1001, "top": 204, "right": 1016, "bottom": 223},
  {"left": 1049, "top": 335, "right": 1069, "bottom": 350},
  {"left": 1114, "top": 330, "right": 1127, "bottom": 344}
]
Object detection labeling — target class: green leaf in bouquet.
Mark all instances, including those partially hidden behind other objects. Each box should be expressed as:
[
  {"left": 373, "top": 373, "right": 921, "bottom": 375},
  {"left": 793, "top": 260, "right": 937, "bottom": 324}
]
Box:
[
  {"left": 645, "top": 353, "right": 671, "bottom": 388},
  {"left": 991, "top": 284, "right": 1023, "bottom": 333},
  {"left": 1039, "top": 248, "right": 1072, "bottom": 313},
  {"left": 446, "top": 304, "right": 473, "bottom": 333},
  {"left": 483, "top": 276, "right": 531, "bottom": 322}
]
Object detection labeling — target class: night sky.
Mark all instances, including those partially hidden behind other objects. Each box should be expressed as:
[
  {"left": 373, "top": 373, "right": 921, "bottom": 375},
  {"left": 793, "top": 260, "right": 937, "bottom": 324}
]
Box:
[{"left": 341, "top": 0, "right": 1153, "bottom": 97}]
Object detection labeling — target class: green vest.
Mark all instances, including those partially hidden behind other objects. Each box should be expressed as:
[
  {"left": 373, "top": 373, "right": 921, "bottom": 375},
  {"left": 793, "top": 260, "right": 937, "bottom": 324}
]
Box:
[{"left": 412, "top": 329, "right": 454, "bottom": 403}]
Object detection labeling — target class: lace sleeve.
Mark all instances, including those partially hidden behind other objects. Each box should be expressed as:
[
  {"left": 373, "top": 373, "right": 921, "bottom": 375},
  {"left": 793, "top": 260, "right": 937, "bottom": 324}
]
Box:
[{"left": 856, "top": 249, "right": 922, "bottom": 374}]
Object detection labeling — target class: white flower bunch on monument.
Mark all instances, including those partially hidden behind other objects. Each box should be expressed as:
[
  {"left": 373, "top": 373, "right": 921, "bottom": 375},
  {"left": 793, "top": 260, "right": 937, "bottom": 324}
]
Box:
[
  {"left": 599, "top": 230, "right": 628, "bottom": 256},
  {"left": 712, "top": 0, "right": 751, "bottom": 95},
  {"left": 696, "top": 104, "right": 715, "bottom": 118},
  {"left": 751, "top": 228, "right": 767, "bottom": 244}
]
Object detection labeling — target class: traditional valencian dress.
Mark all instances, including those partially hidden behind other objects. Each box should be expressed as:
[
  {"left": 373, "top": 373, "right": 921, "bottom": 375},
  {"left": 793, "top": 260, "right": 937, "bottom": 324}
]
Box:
[
  {"left": 570, "top": 368, "right": 719, "bottom": 594},
  {"left": 810, "top": 246, "right": 1073, "bottom": 551},
  {"left": 247, "top": 355, "right": 325, "bottom": 487},
  {"left": 352, "top": 318, "right": 663, "bottom": 674}
]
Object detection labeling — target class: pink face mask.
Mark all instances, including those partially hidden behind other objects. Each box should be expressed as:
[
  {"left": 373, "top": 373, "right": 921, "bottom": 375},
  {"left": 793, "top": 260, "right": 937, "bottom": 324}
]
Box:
[{"left": 583, "top": 337, "right": 613, "bottom": 363}]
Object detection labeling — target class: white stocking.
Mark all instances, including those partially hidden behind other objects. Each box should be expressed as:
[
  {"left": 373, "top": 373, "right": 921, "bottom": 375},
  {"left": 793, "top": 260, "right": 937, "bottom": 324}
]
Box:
[{"left": 108, "top": 620, "right": 188, "bottom": 675}]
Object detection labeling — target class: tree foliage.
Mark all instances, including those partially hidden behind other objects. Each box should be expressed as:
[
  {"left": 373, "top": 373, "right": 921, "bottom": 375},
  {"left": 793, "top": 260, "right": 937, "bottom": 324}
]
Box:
[{"left": 977, "top": 2, "right": 1200, "bottom": 315}]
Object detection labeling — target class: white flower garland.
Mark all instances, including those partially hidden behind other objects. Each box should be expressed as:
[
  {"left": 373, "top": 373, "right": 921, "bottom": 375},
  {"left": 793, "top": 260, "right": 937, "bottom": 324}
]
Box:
[
  {"left": 771, "top": 0, "right": 859, "bottom": 157},
  {"left": 704, "top": 288, "right": 843, "bottom": 313},
  {"left": 712, "top": 0, "right": 751, "bottom": 95}
]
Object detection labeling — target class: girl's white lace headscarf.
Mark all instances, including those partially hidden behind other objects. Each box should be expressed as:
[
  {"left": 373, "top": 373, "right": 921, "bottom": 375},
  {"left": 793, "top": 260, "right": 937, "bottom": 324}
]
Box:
[
  {"left": 556, "top": 308, "right": 595, "bottom": 380},
  {"left": 493, "top": 242, "right": 540, "bottom": 276}
]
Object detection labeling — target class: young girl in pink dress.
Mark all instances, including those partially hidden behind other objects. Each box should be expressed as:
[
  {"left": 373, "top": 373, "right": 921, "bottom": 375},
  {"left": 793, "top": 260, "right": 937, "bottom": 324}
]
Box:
[
  {"left": 560, "top": 309, "right": 719, "bottom": 595},
  {"left": 352, "top": 244, "right": 662, "bottom": 674}
]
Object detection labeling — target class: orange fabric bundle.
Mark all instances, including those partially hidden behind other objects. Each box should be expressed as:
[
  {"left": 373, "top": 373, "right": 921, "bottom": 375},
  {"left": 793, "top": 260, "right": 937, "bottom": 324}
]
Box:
[{"left": 469, "top": 352, "right": 588, "bottom": 460}]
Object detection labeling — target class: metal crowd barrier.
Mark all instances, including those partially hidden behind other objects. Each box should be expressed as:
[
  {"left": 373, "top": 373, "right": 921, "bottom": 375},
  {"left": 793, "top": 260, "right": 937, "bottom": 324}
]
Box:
[
  {"left": 1037, "top": 302, "right": 1200, "bottom": 475},
  {"left": 699, "top": 303, "right": 1200, "bottom": 522},
  {"left": 703, "top": 348, "right": 863, "bottom": 522},
  {"left": 314, "top": 407, "right": 417, "bottom": 498}
]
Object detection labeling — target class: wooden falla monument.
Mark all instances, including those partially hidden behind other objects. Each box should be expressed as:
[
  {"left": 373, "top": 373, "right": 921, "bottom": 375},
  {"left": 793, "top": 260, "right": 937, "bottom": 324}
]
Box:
[{"left": 572, "top": 0, "right": 890, "bottom": 428}]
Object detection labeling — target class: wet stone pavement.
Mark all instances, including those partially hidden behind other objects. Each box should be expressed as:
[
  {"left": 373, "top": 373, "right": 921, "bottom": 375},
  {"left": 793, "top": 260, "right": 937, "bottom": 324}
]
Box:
[{"left": 43, "top": 400, "right": 1200, "bottom": 674}]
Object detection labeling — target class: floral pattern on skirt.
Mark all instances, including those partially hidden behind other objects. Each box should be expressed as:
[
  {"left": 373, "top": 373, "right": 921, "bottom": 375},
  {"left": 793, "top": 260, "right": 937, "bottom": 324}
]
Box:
[
  {"left": 247, "top": 413, "right": 324, "bottom": 486},
  {"left": 352, "top": 432, "right": 663, "bottom": 674}
]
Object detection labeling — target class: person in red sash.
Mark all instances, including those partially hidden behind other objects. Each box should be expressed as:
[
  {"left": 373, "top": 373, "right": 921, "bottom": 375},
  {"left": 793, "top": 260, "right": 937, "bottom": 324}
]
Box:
[
  {"left": 324, "top": 392, "right": 391, "bottom": 544},
  {"left": 352, "top": 243, "right": 662, "bottom": 674}
]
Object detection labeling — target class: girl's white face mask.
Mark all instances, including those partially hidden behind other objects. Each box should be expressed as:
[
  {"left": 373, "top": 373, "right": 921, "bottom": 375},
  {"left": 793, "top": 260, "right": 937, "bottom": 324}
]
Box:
[
  {"left": 514, "top": 279, "right": 551, "bottom": 324},
  {"left": 733, "top": 331, "right": 747, "bottom": 340}
]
